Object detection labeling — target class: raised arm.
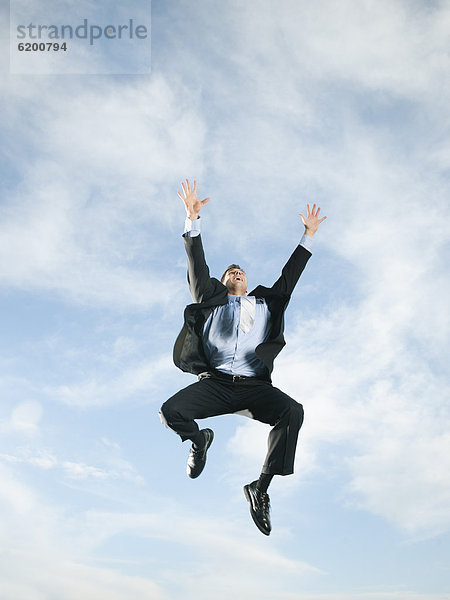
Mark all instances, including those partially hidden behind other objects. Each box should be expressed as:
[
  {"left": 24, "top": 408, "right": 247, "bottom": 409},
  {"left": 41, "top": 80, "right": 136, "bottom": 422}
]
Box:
[
  {"left": 178, "top": 179, "right": 221, "bottom": 303},
  {"left": 258, "top": 204, "right": 327, "bottom": 298}
]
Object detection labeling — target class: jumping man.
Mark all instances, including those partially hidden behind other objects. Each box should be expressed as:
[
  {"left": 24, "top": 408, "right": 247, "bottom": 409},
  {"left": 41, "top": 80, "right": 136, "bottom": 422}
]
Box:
[{"left": 160, "top": 179, "right": 326, "bottom": 535}]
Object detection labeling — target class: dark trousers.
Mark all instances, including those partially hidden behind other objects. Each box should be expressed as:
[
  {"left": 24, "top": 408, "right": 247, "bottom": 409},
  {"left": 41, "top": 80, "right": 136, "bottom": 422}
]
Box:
[{"left": 160, "top": 371, "right": 304, "bottom": 476}]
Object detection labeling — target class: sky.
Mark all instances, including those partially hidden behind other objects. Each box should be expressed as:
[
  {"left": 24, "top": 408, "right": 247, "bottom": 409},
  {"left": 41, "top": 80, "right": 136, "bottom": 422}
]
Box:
[{"left": 1, "top": 0, "right": 450, "bottom": 598}]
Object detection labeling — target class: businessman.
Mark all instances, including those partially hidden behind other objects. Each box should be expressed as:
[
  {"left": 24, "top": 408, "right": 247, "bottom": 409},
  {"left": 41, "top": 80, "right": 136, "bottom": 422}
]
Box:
[{"left": 160, "top": 179, "right": 326, "bottom": 535}]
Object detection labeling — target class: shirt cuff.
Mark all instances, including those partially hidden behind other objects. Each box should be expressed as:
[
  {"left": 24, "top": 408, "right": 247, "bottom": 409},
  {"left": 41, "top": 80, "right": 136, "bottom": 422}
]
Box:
[
  {"left": 299, "top": 233, "right": 313, "bottom": 252},
  {"left": 183, "top": 216, "right": 201, "bottom": 237}
]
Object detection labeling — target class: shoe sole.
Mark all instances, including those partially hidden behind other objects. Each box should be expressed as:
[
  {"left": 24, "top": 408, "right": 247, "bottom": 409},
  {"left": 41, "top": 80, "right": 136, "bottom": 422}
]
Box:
[{"left": 243, "top": 484, "right": 271, "bottom": 536}]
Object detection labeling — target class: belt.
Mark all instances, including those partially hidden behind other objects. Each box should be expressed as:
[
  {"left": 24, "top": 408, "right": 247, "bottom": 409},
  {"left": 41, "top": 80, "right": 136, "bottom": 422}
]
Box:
[{"left": 202, "top": 369, "right": 270, "bottom": 383}]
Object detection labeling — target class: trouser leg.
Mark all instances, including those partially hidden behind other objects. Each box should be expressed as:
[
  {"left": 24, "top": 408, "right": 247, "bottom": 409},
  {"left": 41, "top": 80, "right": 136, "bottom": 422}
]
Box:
[
  {"left": 262, "top": 398, "right": 304, "bottom": 475},
  {"left": 238, "top": 381, "right": 304, "bottom": 476},
  {"left": 160, "top": 377, "right": 233, "bottom": 442}
]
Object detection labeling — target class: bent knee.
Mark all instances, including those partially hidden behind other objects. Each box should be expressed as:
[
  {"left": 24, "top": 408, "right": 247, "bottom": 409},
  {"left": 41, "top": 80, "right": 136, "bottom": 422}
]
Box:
[
  {"left": 290, "top": 400, "right": 304, "bottom": 423},
  {"left": 159, "top": 406, "right": 168, "bottom": 427},
  {"left": 277, "top": 398, "right": 303, "bottom": 423},
  {"left": 160, "top": 399, "right": 174, "bottom": 423},
  {"left": 160, "top": 397, "right": 184, "bottom": 425}
]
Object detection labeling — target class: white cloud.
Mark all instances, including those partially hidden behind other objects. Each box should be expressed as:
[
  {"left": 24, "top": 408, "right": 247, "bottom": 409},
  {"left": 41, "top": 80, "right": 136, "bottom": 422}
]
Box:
[
  {"left": 0, "top": 74, "right": 206, "bottom": 309},
  {"left": 0, "top": 558, "right": 166, "bottom": 600},
  {"left": 224, "top": 0, "right": 450, "bottom": 101},
  {"left": 45, "top": 353, "right": 173, "bottom": 407},
  {"left": 0, "top": 437, "right": 144, "bottom": 484},
  {"left": 75, "top": 506, "right": 322, "bottom": 600},
  {"left": 275, "top": 594, "right": 450, "bottom": 600},
  {"left": 0, "top": 400, "right": 43, "bottom": 436},
  {"left": 0, "top": 463, "right": 36, "bottom": 515},
  {"left": 0, "top": 460, "right": 321, "bottom": 600}
]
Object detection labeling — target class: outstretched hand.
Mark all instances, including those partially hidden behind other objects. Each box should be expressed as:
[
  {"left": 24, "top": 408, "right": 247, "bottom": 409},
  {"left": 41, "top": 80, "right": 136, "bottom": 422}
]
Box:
[
  {"left": 298, "top": 204, "right": 327, "bottom": 237},
  {"left": 178, "top": 179, "right": 211, "bottom": 220}
]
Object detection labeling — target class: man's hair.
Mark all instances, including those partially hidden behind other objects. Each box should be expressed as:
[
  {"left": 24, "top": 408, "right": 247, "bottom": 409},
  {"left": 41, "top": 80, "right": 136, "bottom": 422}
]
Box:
[{"left": 221, "top": 264, "right": 244, "bottom": 283}]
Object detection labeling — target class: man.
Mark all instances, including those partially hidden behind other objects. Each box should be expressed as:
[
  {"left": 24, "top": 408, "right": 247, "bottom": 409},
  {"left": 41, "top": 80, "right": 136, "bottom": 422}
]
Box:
[{"left": 160, "top": 179, "right": 326, "bottom": 536}]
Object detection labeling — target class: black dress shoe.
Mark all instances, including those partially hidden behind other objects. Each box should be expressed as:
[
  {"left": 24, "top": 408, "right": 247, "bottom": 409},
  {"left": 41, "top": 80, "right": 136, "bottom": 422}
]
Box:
[
  {"left": 243, "top": 480, "right": 272, "bottom": 536},
  {"left": 186, "top": 429, "right": 214, "bottom": 479}
]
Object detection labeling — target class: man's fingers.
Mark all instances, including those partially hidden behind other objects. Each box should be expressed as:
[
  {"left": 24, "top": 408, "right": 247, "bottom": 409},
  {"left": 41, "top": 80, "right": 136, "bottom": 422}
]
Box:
[
  {"left": 201, "top": 197, "right": 211, "bottom": 207},
  {"left": 181, "top": 179, "right": 199, "bottom": 198},
  {"left": 301, "top": 204, "right": 326, "bottom": 217},
  {"left": 299, "top": 206, "right": 326, "bottom": 225}
]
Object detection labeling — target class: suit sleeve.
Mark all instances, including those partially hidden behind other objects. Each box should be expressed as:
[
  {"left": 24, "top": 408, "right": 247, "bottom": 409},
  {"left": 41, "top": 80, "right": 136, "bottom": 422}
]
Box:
[
  {"left": 269, "top": 244, "right": 312, "bottom": 297},
  {"left": 183, "top": 233, "right": 220, "bottom": 303}
]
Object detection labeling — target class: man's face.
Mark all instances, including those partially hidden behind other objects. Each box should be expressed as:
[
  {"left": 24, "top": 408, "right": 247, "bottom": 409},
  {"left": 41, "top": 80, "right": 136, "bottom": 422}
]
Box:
[{"left": 222, "top": 267, "right": 247, "bottom": 295}]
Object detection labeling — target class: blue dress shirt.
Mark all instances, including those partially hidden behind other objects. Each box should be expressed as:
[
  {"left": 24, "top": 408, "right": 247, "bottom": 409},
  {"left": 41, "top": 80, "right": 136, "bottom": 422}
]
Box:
[{"left": 202, "top": 294, "right": 271, "bottom": 376}]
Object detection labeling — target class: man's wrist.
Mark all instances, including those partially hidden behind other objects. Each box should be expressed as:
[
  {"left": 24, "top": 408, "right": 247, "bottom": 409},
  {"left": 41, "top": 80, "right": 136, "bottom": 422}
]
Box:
[
  {"left": 184, "top": 215, "right": 201, "bottom": 237},
  {"left": 187, "top": 213, "right": 200, "bottom": 220},
  {"left": 300, "top": 232, "right": 314, "bottom": 252}
]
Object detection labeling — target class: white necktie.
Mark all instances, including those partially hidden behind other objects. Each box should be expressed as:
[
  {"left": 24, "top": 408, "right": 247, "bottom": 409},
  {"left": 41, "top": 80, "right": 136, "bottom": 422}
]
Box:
[{"left": 239, "top": 296, "right": 256, "bottom": 334}]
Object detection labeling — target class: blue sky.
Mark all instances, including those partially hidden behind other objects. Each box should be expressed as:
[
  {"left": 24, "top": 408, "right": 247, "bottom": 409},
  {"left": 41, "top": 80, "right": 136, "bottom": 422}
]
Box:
[{"left": 1, "top": 0, "right": 450, "bottom": 598}]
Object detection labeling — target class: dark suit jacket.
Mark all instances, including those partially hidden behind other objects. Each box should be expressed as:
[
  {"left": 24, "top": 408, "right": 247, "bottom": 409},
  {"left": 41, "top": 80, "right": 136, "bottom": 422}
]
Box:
[{"left": 173, "top": 234, "right": 312, "bottom": 377}]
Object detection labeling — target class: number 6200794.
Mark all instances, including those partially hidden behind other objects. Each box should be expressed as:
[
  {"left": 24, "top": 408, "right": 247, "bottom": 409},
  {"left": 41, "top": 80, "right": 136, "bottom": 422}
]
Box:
[{"left": 18, "top": 42, "right": 67, "bottom": 51}]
